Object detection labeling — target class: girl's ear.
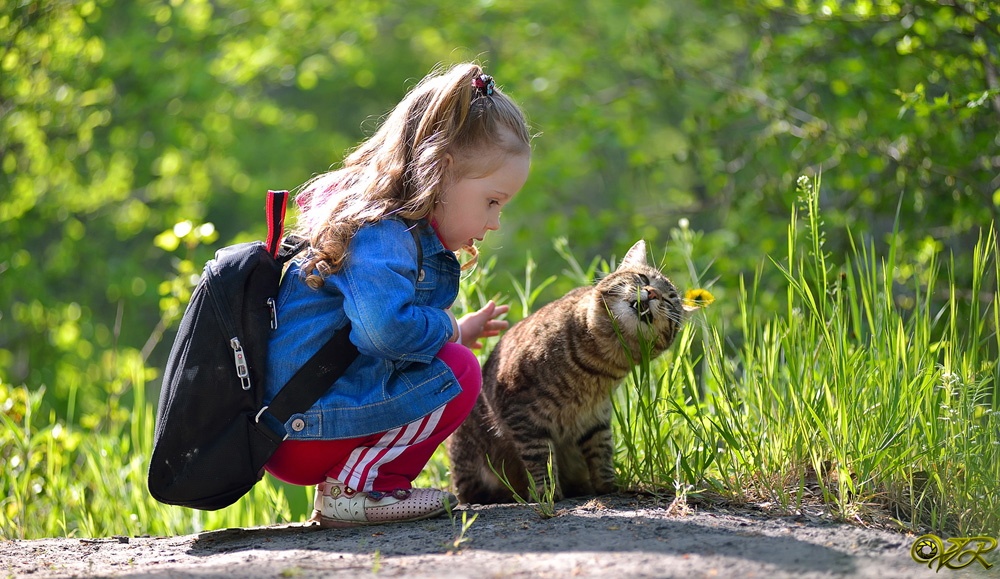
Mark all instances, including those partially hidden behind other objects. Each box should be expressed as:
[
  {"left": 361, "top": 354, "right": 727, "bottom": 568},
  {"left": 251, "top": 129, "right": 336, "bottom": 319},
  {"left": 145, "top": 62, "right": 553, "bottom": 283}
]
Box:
[
  {"left": 439, "top": 153, "right": 456, "bottom": 192},
  {"left": 441, "top": 153, "right": 457, "bottom": 182}
]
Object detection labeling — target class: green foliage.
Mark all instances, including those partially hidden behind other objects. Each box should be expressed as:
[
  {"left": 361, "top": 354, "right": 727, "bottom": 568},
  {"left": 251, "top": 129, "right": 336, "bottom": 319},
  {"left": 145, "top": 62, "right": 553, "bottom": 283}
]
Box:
[{"left": 4, "top": 0, "right": 999, "bottom": 401}]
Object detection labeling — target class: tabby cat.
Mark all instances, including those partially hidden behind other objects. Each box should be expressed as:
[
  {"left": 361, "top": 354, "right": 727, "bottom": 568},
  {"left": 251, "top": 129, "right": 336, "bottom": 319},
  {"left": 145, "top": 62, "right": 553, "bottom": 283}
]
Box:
[{"left": 448, "top": 240, "right": 694, "bottom": 504}]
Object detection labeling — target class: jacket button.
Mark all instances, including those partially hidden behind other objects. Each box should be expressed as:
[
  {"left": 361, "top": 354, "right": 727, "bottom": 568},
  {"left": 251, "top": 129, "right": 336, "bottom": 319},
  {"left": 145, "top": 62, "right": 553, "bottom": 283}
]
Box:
[
  {"left": 417, "top": 268, "right": 426, "bottom": 282},
  {"left": 291, "top": 418, "right": 305, "bottom": 432}
]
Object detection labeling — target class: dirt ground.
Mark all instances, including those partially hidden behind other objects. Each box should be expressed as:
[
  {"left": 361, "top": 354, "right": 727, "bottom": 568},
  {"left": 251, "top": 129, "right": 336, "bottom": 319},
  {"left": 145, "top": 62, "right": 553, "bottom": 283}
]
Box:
[{"left": 3, "top": 494, "right": 995, "bottom": 578}]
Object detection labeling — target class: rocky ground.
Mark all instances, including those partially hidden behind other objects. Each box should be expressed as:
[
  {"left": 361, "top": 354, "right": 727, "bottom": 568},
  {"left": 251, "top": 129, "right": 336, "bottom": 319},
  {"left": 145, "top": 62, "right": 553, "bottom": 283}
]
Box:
[{"left": 3, "top": 494, "right": 996, "bottom": 578}]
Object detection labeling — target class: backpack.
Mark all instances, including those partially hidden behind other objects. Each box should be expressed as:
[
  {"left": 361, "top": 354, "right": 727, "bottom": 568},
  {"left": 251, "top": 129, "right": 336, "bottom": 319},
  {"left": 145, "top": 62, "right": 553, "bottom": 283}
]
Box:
[{"left": 148, "top": 190, "right": 422, "bottom": 511}]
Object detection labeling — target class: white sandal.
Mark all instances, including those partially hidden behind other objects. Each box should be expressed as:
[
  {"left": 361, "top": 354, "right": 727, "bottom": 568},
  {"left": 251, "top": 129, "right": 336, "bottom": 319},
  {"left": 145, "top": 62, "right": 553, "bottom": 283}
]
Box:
[{"left": 310, "top": 477, "right": 455, "bottom": 528}]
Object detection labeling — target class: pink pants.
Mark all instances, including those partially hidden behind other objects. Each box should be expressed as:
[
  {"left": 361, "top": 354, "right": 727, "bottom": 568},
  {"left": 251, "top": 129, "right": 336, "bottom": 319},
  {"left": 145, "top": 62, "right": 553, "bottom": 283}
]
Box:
[{"left": 264, "top": 343, "right": 480, "bottom": 493}]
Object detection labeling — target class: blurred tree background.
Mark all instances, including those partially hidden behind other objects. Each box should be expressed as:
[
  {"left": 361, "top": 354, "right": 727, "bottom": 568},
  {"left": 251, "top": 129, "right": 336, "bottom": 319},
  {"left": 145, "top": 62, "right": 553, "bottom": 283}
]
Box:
[{"left": 2, "top": 0, "right": 998, "bottom": 424}]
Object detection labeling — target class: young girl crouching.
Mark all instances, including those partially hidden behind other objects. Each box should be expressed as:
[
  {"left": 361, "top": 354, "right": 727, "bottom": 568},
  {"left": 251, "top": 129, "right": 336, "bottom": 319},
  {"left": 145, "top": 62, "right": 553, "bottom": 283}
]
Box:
[{"left": 263, "top": 63, "right": 531, "bottom": 527}]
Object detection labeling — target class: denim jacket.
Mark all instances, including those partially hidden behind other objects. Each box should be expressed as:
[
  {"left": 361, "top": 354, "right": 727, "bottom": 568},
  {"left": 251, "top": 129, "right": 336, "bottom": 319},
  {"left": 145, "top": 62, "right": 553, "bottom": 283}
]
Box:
[{"left": 264, "top": 218, "right": 463, "bottom": 440}]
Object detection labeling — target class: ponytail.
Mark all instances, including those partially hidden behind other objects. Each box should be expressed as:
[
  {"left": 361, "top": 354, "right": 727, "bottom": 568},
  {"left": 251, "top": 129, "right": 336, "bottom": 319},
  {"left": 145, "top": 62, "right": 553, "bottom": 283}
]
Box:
[{"left": 295, "top": 63, "right": 530, "bottom": 287}]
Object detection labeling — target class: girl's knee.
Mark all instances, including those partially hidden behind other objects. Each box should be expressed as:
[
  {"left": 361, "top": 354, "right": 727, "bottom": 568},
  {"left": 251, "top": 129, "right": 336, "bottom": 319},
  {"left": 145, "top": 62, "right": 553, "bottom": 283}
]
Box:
[
  {"left": 438, "top": 342, "right": 482, "bottom": 402},
  {"left": 456, "top": 370, "right": 481, "bottom": 412}
]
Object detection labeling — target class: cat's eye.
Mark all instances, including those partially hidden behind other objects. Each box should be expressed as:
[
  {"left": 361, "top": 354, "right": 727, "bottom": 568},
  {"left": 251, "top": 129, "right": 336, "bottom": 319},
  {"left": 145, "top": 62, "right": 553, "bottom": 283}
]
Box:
[{"left": 636, "top": 274, "right": 649, "bottom": 285}]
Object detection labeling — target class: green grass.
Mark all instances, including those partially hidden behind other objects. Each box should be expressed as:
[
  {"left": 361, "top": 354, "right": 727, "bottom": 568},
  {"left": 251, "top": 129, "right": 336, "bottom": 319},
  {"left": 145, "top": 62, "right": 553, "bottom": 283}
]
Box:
[
  {"left": 487, "top": 451, "right": 559, "bottom": 519},
  {"left": 2, "top": 176, "right": 997, "bottom": 538},
  {"left": 608, "top": 176, "right": 998, "bottom": 536},
  {"left": 0, "top": 352, "right": 295, "bottom": 539}
]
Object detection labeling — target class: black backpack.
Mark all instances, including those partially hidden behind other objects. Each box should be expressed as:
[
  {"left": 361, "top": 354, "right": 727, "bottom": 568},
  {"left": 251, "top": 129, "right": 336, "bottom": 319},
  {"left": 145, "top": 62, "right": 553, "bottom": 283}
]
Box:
[{"left": 148, "top": 190, "right": 423, "bottom": 511}]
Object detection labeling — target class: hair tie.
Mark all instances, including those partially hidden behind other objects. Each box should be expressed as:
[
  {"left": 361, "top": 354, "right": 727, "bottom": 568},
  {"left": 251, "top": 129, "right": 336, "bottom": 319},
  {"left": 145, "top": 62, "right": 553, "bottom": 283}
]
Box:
[{"left": 472, "top": 74, "right": 495, "bottom": 96}]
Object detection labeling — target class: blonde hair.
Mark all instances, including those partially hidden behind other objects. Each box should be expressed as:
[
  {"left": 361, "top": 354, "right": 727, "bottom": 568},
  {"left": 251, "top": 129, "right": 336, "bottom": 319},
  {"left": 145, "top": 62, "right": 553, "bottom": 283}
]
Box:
[{"left": 295, "top": 63, "right": 531, "bottom": 288}]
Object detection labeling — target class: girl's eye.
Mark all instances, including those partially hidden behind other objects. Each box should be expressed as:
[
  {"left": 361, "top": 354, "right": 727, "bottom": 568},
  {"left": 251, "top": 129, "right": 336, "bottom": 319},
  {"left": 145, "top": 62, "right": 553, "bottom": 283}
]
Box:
[{"left": 488, "top": 199, "right": 500, "bottom": 207}]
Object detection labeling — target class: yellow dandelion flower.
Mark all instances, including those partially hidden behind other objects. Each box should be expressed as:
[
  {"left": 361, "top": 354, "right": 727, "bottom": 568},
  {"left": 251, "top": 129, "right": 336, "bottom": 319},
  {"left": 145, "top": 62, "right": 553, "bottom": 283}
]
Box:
[{"left": 683, "top": 288, "right": 715, "bottom": 308}]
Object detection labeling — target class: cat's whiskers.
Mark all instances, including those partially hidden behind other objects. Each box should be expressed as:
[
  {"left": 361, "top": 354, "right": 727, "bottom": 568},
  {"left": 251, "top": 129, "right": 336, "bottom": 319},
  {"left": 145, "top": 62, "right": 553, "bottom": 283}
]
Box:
[{"left": 660, "top": 308, "right": 686, "bottom": 324}]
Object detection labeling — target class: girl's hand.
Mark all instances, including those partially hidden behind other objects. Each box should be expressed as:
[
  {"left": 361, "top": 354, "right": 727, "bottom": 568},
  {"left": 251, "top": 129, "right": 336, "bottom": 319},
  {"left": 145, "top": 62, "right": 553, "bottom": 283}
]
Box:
[{"left": 457, "top": 300, "right": 510, "bottom": 349}]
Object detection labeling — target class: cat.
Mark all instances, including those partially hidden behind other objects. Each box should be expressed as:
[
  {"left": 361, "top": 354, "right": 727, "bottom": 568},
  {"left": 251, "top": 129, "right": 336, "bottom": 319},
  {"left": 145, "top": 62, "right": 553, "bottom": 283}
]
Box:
[{"left": 447, "top": 240, "right": 695, "bottom": 504}]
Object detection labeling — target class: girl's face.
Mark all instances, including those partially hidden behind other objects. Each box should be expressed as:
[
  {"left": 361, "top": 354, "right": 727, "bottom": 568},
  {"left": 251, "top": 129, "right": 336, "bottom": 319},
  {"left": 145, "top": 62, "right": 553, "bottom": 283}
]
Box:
[{"left": 433, "top": 150, "right": 530, "bottom": 251}]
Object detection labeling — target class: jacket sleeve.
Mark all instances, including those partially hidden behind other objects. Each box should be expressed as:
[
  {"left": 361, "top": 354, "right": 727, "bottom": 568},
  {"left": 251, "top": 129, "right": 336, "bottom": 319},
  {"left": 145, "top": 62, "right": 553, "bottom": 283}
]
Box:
[{"left": 335, "top": 220, "right": 454, "bottom": 363}]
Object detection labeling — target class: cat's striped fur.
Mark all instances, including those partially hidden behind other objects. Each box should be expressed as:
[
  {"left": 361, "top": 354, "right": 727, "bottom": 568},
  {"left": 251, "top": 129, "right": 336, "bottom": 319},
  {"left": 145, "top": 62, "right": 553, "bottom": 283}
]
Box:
[{"left": 448, "top": 240, "right": 692, "bottom": 504}]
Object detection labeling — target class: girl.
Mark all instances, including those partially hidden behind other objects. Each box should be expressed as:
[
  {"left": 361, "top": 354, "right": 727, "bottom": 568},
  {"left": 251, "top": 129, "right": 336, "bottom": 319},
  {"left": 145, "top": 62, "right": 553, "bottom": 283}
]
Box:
[{"left": 263, "top": 63, "right": 531, "bottom": 528}]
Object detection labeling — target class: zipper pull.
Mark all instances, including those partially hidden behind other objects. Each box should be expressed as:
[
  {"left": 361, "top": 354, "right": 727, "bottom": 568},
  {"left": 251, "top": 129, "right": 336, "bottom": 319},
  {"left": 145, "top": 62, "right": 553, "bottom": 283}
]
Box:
[
  {"left": 267, "top": 297, "right": 278, "bottom": 330},
  {"left": 230, "top": 338, "right": 251, "bottom": 390}
]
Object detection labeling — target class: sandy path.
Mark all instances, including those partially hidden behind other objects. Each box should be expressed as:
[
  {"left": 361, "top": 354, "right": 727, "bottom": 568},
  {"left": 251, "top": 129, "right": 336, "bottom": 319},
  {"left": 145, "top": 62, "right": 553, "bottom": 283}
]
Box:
[{"left": 2, "top": 495, "right": 994, "bottom": 578}]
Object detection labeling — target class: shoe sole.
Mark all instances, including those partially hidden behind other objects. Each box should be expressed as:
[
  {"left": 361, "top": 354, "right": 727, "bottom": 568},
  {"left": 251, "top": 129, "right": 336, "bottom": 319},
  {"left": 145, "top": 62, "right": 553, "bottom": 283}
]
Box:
[{"left": 317, "top": 505, "right": 449, "bottom": 528}]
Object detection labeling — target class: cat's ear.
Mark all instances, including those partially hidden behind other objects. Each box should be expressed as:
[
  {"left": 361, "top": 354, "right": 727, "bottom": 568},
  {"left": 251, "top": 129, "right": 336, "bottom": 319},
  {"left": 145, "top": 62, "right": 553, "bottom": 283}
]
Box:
[{"left": 618, "top": 240, "right": 648, "bottom": 270}]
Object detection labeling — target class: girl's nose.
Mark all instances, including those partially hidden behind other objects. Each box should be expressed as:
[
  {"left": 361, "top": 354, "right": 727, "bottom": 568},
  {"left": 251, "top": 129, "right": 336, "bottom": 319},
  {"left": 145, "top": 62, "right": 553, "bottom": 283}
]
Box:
[{"left": 486, "top": 214, "right": 500, "bottom": 231}]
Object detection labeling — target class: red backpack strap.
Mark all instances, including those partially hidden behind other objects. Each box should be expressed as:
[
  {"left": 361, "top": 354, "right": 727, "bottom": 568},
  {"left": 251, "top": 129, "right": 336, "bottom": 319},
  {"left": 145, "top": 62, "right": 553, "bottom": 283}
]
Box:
[{"left": 266, "top": 190, "right": 288, "bottom": 258}]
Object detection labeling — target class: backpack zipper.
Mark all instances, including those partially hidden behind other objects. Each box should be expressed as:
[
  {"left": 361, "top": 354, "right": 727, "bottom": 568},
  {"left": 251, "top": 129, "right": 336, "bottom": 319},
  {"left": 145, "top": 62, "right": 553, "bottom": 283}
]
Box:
[
  {"left": 204, "top": 261, "right": 252, "bottom": 390},
  {"left": 230, "top": 338, "right": 251, "bottom": 390},
  {"left": 267, "top": 297, "right": 278, "bottom": 330}
]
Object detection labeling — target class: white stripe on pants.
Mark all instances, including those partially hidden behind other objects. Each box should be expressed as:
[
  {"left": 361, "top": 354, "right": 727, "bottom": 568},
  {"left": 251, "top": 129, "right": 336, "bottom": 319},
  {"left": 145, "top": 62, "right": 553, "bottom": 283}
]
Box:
[{"left": 337, "top": 405, "right": 446, "bottom": 492}]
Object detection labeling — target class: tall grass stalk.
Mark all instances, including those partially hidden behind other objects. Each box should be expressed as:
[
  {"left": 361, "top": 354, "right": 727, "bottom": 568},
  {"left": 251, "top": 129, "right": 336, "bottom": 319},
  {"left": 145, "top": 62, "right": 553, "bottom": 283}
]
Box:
[
  {"left": 611, "top": 176, "right": 998, "bottom": 535},
  {"left": 486, "top": 452, "right": 559, "bottom": 519}
]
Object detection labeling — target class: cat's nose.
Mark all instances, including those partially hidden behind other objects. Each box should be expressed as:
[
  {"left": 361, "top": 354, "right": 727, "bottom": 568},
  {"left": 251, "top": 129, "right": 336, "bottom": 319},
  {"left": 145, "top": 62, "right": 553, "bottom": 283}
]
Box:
[{"left": 644, "top": 287, "right": 660, "bottom": 301}]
